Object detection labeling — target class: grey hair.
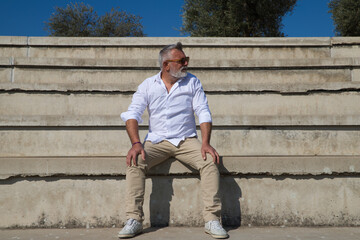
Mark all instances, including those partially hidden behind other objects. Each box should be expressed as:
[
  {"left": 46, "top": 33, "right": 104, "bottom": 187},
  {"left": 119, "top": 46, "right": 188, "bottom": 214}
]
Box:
[{"left": 158, "top": 42, "right": 183, "bottom": 69}]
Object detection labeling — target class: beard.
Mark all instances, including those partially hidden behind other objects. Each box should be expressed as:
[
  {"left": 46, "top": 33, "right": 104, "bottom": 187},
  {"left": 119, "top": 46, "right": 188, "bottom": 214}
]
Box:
[{"left": 170, "top": 66, "right": 187, "bottom": 79}]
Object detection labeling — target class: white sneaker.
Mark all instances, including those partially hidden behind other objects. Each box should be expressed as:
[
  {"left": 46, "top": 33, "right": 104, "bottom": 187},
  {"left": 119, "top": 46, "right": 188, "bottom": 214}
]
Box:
[
  {"left": 118, "top": 218, "right": 143, "bottom": 238},
  {"left": 204, "top": 220, "right": 228, "bottom": 239}
]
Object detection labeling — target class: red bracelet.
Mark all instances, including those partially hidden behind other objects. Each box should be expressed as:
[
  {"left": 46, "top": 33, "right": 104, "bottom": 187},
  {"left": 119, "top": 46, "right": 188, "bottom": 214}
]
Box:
[{"left": 132, "top": 141, "right": 141, "bottom": 146}]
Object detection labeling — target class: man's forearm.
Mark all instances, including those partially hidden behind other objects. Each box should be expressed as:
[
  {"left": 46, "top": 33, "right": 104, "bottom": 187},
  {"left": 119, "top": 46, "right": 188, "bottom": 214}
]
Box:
[
  {"left": 199, "top": 122, "right": 212, "bottom": 145},
  {"left": 126, "top": 119, "right": 141, "bottom": 144}
]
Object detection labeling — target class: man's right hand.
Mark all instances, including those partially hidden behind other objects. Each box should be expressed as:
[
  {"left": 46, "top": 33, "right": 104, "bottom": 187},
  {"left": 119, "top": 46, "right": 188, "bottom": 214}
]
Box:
[{"left": 126, "top": 143, "right": 146, "bottom": 166}]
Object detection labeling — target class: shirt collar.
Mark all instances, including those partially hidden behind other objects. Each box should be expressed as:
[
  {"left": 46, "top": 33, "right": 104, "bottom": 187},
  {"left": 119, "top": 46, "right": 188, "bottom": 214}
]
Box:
[{"left": 154, "top": 71, "right": 162, "bottom": 83}]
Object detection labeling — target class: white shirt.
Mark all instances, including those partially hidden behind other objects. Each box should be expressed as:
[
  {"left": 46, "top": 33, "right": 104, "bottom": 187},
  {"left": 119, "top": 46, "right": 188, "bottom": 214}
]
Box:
[{"left": 121, "top": 72, "right": 212, "bottom": 146}]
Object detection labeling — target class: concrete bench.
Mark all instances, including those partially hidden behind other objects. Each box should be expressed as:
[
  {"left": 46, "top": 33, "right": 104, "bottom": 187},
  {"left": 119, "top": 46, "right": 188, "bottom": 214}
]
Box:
[{"left": 0, "top": 37, "right": 360, "bottom": 228}]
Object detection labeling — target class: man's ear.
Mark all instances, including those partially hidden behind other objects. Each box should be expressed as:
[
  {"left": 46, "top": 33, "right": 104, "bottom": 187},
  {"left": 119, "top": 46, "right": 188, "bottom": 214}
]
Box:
[{"left": 162, "top": 61, "right": 169, "bottom": 71}]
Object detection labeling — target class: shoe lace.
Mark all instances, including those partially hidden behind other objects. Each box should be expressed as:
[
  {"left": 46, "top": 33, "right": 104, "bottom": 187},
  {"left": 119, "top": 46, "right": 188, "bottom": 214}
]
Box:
[{"left": 124, "top": 219, "right": 137, "bottom": 230}]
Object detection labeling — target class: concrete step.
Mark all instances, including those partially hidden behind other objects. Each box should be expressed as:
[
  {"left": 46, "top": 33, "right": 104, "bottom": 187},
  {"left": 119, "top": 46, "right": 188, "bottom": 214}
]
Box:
[
  {"left": 1, "top": 36, "right": 359, "bottom": 60},
  {"left": 1, "top": 171, "right": 359, "bottom": 227},
  {"left": 1, "top": 57, "right": 360, "bottom": 93},
  {"left": 2, "top": 92, "right": 360, "bottom": 126},
  {"left": 1, "top": 155, "right": 359, "bottom": 227},
  {"left": 1, "top": 128, "right": 360, "bottom": 157},
  {"left": 1, "top": 156, "right": 359, "bottom": 180}
]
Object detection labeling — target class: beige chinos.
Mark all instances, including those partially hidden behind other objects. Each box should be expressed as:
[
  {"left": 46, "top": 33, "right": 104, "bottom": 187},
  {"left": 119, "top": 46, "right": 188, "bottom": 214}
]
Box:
[{"left": 125, "top": 137, "right": 221, "bottom": 223}]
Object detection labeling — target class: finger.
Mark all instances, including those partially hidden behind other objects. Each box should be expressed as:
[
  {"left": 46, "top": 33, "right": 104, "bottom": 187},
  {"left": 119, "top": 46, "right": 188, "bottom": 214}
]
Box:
[
  {"left": 215, "top": 151, "right": 220, "bottom": 164},
  {"left": 141, "top": 149, "right": 146, "bottom": 161},
  {"left": 201, "top": 149, "right": 206, "bottom": 160},
  {"left": 126, "top": 154, "right": 131, "bottom": 166},
  {"left": 210, "top": 151, "right": 216, "bottom": 163},
  {"left": 132, "top": 153, "right": 137, "bottom": 166}
]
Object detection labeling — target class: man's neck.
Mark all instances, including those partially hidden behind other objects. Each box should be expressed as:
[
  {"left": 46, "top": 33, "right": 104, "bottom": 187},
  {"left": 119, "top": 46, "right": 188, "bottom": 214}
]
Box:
[
  {"left": 161, "top": 71, "right": 179, "bottom": 92},
  {"left": 161, "top": 71, "right": 179, "bottom": 84}
]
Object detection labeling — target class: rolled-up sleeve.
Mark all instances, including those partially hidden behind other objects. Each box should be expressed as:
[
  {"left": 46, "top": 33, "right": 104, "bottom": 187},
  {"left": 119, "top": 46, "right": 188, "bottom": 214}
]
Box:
[
  {"left": 121, "top": 82, "right": 148, "bottom": 123},
  {"left": 192, "top": 78, "right": 212, "bottom": 124}
]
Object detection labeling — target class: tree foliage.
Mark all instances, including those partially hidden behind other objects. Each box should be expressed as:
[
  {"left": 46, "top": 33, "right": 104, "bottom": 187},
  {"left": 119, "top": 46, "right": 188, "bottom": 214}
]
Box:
[
  {"left": 44, "top": 2, "right": 145, "bottom": 37},
  {"left": 181, "top": 0, "right": 297, "bottom": 37},
  {"left": 329, "top": 0, "right": 360, "bottom": 36},
  {"left": 96, "top": 8, "right": 144, "bottom": 37}
]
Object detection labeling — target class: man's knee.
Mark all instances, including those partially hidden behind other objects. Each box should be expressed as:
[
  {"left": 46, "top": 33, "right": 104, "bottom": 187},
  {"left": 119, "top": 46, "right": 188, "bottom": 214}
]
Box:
[
  {"left": 199, "top": 158, "right": 219, "bottom": 174},
  {"left": 126, "top": 164, "right": 147, "bottom": 176}
]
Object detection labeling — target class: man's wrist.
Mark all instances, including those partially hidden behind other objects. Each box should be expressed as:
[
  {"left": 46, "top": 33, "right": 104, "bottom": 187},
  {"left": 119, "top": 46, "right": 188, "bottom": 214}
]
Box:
[{"left": 132, "top": 141, "right": 142, "bottom": 146}]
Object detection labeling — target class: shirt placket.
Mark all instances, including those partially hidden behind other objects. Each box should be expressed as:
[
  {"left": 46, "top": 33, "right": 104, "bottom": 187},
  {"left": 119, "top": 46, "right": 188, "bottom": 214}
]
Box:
[
  {"left": 165, "top": 81, "right": 179, "bottom": 138},
  {"left": 165, "top": 93, "right": 171, "bottom": 138},
  {"left": 156, "top": 76, "right": 185, "bottom": 140}
]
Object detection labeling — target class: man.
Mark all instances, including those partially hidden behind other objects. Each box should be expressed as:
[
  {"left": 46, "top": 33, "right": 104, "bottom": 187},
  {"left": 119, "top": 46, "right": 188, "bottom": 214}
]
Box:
[{"left": 119, "top": 42, "right": 228, "bottom": 239}]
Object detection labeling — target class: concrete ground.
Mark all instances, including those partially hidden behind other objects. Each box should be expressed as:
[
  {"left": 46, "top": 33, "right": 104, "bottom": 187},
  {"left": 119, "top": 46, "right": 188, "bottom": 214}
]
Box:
[{"left": 1, "top": 227, "right": 360, "bottom": 240}]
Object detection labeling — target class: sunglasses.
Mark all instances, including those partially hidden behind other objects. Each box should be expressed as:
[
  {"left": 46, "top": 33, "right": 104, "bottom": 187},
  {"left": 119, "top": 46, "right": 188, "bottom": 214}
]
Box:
[{"left": 165, "top": 57, "right": 190, "bottom": 65}]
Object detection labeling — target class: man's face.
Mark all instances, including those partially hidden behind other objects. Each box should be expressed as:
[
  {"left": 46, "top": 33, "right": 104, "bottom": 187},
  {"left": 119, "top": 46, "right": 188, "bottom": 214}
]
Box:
[{"left": 166, "top": 49, "right": 189, "bottom": 79}]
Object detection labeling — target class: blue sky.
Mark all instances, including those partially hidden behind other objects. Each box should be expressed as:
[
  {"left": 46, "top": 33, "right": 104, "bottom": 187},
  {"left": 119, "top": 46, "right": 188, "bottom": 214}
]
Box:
[{"left": 0, "top": 0, "right": 334, "bottom": 37}]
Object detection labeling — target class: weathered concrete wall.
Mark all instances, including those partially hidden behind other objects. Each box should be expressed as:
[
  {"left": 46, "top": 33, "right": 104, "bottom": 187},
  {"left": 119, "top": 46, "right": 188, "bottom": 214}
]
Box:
[
  {"left": 2, "top": 175, "right": 360, "bottom": 228},
  {"left": 0, "top": 37, "right": 360, "bottom": 228}
]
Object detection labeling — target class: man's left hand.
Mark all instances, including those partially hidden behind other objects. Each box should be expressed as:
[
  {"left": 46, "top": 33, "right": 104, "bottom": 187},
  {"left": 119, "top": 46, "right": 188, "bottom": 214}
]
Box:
[{"left": 201, "top": 143, "right": 220, "bottom": 164}]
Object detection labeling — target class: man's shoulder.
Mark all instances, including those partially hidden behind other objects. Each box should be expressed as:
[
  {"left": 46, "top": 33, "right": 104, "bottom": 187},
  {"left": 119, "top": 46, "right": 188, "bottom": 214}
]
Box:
[
  {"left": 183, "top": 73, "right": 203, "bottom": 88},
  {"left": 182, "top": 72, "right": 200, "bottom": 85},
  {"left": 186, "top": 72, "right": 197, "bottom": 80},
  {"left": 138, "top": 72, "right": 160, "bottom": 89},
  {"left": 144, "top": 72, "right": 160, "bottom": 83}
]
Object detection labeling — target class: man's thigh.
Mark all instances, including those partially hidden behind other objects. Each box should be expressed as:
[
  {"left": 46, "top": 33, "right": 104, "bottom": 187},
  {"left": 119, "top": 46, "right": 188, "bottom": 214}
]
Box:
[
  {"left": 143, "top": 140, "right": 174, "bottom": 169},
  {"left": 175, "top": 137, "right": 213, "bottom": 170}
]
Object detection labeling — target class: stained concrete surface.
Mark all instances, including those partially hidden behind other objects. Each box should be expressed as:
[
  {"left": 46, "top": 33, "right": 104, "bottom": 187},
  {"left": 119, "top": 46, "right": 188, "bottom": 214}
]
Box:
[
  {"left": 1, "top": 37, "right": 360, "bottom": 228},
  {"left": 1, "top": 227, "right": 360, "bottom": 240}
]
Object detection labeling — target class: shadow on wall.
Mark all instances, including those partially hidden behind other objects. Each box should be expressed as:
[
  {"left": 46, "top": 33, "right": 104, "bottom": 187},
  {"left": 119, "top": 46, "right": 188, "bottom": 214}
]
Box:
[
  {"left": 219, "top": 157, "right": 242, "bottom": 227},
  {"left": 148, "top": 157, "right": 242, "bottom": 227},
  {"left": 149, "top": 177, "right": 173, "bottom": 227},
  {"left": 149, "top": 159, "right": 174, "bottom": 227}
]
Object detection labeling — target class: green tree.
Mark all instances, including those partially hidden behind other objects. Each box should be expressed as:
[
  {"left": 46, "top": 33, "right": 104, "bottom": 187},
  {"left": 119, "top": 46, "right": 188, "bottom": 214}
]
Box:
[
  {"left": 181, "top": 0, "right": 297, "bottom": 37},
  {"left": 96, "top": 8, "right": 144, "bottom": 37},
  {"left": 329, "top": 0, "right": 360, "bottom": 36},
  {"left": 44, "top": 2, "right": 145, "bottom": 37},
  {"left": 45, "top": 2, "right": 97, "bottom": 37}
]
